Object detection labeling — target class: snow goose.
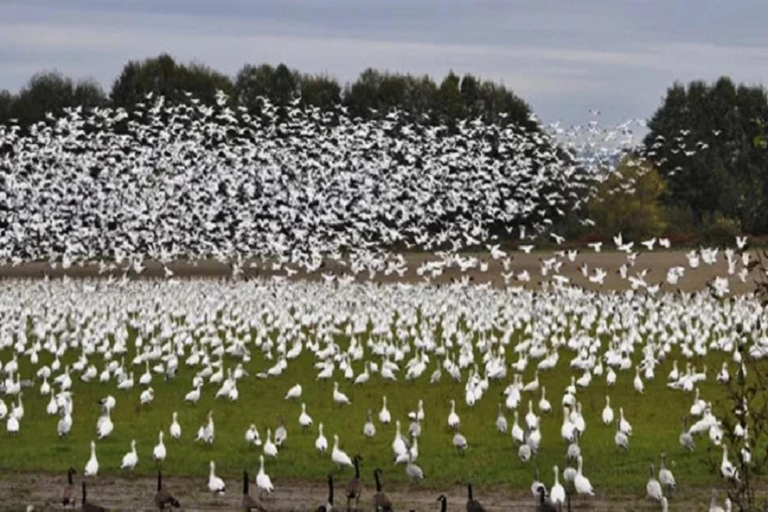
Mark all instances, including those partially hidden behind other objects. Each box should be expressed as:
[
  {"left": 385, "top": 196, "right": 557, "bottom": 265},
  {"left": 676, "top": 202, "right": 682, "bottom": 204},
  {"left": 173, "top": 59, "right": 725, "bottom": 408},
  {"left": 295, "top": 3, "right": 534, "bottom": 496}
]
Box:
[
  {"left": 602, "top": 396, "right": 614, "bottom": 425},
  {"left": 256, "top": 455, "right": 274, "bottom": 496},
  {"left": 496, "top": 403, "right": 508, "bottom": 433},
  {"left": 275, "top": 416, "right": 287, "bottom": 446},
  {"left": 332, "top": 434, "right": 353, "bottom": 468},
  {"left": 84, "top": 440, "right": 99, "bottom": 476},
  {"left": 170, "top": 412, "right": 181, "bottom": 439},
  {"left": 316, "top": 423, "right": 328, "bottom": 453},
  {"left": 574, "top": 456, "right": 593, "bottom": 496},
  {"left": 538, "top": 387, "right": 551, "bottom": 414},
  {"left": 364, "top": 410, "right": 376, "bottom": 438},
  {"left": 379, "top": 396, "right": 391, "bottom": 424},
  {"left": 447, "top": 399, "right": 460, "bottom": 429},
  {"left": 550, "top": 466, "right": 565, "bottom": 506},
  {"left": 285, "top": 383, "right": 302, "bottom": 400},
  {"left": 153, "top": 431, "right": 166, "bottom": 463},
  {"left": 333, "top": 382, "right": 351, "bottom": 406},
  {"left": 264, "top": 429, "right": 278, "bottom": 458},
  {"left": 646, "top": 463, "right": 663, "bottom": 502},
  {"left": 659, "top": 453, "right": 675, "bottom": 490},
  {"left": 299, "top": 403, "right": 313, "bottom": 429},
  {"left": 208, "top": 461, "right": 226, "bottom": 494},
  {"left": 121, "top": 439, "right": 138, "bottom": 471}
]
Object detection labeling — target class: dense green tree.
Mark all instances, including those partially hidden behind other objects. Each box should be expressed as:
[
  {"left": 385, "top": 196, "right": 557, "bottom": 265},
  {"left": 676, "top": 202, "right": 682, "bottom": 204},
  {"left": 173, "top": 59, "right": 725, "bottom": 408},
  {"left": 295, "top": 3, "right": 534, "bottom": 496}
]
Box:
[
  {"left": 9, "top": 71, "right": 107, "bottom": 127},
  {"left": 0, "top": 90, "right": 13, "bottom": 125},
  {"left": 111, "top": 54, "right": 233, "bottom": 109},
  {"left": 646, "top": 77, "right": 768, "bottom": 234},
  {"left": 587, "top": 158, "right": 668, "bottom": 240},
  {"left": 234, "top": 63, "right": 303, "bottom": 111},
  {"left": 299, "top": 74, "right": 341, "bottom": 111}
]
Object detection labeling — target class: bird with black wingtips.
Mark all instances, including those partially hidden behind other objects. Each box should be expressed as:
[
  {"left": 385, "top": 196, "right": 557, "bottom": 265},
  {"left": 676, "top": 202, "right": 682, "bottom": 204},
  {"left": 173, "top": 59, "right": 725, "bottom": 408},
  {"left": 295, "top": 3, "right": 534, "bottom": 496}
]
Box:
[
  {"left": 153, "top": 471, "right": 180, "bottom": 510},
  {"left": 241, "top": 471, "right": 266, "bottom": 511}
]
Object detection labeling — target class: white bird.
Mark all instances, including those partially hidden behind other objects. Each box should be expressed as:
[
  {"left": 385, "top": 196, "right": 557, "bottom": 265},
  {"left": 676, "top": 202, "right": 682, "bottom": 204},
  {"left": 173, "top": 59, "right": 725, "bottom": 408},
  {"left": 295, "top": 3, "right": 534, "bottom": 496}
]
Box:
[
  {"left": 574, "top": 456, "right": 594, "bottom": 496},
  {"left": 299, "top": 403, "right": 313, "bottom": 429},
  {"left": 364, "top": 410, "right": 377, "bottom": 438},
  {"left": 208, "top": 461, "right": 226, "bottom": 494},
  {"left": 285, "top": 383, "right": 302, "bottom": 400},
  {"left": 316, "top": 423, "right": 328, "bottom": 453},
  {"left": 646, "top": 463, "right": 663, "bottom": 502},
  {"left": 331, "top": 434, "right": 353, "bottom": 468},
  {"left": 84, "top": 440, "right": 99, "bottom": 477},
  {"left": 447, "top": 399, "right": 460, "bottom": 429},
  {"left": 121, "top": 439, "right": 138, "bottom": 471},
  {"left": 659, "top": 453, "right": 676, "bottom": 489},
  {"left": 264, "top": 429, "right": 278, "bottom": 458},
  {"left": 153, "top": 431, "right": 166, "bottom": 463},
  {"left": 379, "top": 396, "right": 391, "bottom": 424},
  {"left": 256, "top": 455, "right": 274, "bottom": 495},
  {"left": 170, "top": 412, "right": 181, "bottom": 439},
  {"left": 602, "top": 396, "right": 614, "bottom": 425},
  {"left": 333, "top": 382, "right": 351, "bottom": 406},
  {"left": 550, "top": 466, "right": 565, "bottom": 505}
]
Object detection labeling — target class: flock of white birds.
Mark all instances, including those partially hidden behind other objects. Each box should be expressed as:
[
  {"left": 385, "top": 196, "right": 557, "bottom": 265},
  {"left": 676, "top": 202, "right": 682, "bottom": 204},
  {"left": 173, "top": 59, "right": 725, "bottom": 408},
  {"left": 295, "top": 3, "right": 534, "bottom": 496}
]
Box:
[
  {"left": 0, "top": 238, "right": 765, "bottom": 510},
  {"left": 0, "top": 92, "right": 765, "bottom": 510}
]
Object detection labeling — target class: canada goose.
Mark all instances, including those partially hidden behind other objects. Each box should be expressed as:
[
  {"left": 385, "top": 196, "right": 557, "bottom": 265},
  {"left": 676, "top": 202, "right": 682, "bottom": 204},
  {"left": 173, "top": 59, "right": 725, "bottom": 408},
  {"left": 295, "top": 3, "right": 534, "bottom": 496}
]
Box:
[
  {"left": 536, "top": 486, "right": 557, "bottom": 512},
  {"left": 317, "top": 474, "right": 333, "bottom": 511},
  {"left": 81, "top": 482, "right": 107, "bottom": 512},
  {"left": 466, "top": 483, "right": 485, "bottom": 512},
  {"left": 345, "top": 454, "right": 363, "bottom": 511},
  {"left": 154, "top": 471, "right": 180, "bottom": 510},
  {"left": 437, "top": 494, "right": 447, "bottom": 512},
  {"left": 241, "top": 471, "right": 266, "bottom": 511},
  {"left": 372, "top": 469, "right": 393, "bottom": 511},
  {"left": 62, "top": 467, "right": 76, "bottom": 509}
]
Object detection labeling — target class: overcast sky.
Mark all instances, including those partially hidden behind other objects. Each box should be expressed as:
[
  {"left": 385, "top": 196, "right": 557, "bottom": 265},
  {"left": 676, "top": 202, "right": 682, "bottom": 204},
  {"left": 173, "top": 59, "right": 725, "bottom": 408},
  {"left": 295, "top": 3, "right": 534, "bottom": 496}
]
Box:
[{"left": 2, "top": 0, "right": 768, "bottom": 124}]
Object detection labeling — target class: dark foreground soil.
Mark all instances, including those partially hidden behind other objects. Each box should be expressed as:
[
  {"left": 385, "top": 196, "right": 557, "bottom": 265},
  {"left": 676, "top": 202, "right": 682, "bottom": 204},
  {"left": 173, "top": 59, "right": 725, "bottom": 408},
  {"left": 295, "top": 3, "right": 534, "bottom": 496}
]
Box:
[{"left": 0, "top": 472, "right": 735, "bottom": 511}]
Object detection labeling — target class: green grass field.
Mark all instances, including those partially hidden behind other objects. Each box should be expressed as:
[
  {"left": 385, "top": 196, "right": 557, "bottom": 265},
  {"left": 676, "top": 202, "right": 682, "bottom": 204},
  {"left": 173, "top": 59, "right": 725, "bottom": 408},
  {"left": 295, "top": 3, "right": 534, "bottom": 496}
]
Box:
[{"left": 0, "top": 336, "right": 736, "bottom": 496}]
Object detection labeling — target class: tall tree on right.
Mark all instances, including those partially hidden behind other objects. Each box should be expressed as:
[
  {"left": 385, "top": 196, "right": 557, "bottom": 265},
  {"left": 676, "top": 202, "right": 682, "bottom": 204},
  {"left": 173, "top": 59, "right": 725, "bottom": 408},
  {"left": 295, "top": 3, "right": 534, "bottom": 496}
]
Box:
[{"left": 645, "top": 77, "right": 768, "bottom": 234}]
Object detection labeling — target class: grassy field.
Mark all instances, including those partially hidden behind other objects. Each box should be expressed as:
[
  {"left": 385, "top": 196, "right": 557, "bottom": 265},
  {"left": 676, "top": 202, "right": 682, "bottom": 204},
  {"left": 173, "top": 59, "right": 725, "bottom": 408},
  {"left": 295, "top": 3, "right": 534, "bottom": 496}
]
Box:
[{"left": 0, "top": 329, "right": 736, "bottom": 496}]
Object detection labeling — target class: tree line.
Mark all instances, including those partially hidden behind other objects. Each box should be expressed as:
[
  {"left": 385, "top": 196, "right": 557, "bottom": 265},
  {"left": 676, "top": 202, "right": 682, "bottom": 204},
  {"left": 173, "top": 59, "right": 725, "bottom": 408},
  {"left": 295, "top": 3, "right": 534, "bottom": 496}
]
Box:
[{"left": 0, "top": 53, "right": 535, "bottom": 130}]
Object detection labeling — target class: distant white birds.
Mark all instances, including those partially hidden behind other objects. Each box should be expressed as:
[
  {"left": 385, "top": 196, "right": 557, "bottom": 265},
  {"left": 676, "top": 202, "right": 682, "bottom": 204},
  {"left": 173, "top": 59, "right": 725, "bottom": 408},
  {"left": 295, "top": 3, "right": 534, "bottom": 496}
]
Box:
[{"left": 153, "top": 431, "right": 167, "bottom": 463}]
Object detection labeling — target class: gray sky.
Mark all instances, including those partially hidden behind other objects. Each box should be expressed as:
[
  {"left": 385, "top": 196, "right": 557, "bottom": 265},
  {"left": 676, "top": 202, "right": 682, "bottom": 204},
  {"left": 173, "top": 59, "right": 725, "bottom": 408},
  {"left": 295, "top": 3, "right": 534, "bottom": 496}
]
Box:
[{"left": 2, "top": 0, "right": 768, "bottom": 124}]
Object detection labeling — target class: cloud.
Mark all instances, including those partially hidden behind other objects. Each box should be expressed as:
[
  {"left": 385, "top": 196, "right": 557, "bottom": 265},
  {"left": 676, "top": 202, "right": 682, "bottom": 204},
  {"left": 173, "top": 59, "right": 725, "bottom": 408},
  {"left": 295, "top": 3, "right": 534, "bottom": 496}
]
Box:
[{"left": 1, "top": 0, "right": 768, "bottom": 124}]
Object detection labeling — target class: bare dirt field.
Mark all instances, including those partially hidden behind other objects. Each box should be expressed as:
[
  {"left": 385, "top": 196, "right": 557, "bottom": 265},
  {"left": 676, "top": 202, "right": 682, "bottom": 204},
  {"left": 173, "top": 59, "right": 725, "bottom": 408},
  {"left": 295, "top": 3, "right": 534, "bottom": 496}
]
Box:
[
  {"left": 0, "top": 250, "right": 762, "bottom": 294},
  {"left": 0, "top": 472, "right": 737, "bottom": 511}
]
